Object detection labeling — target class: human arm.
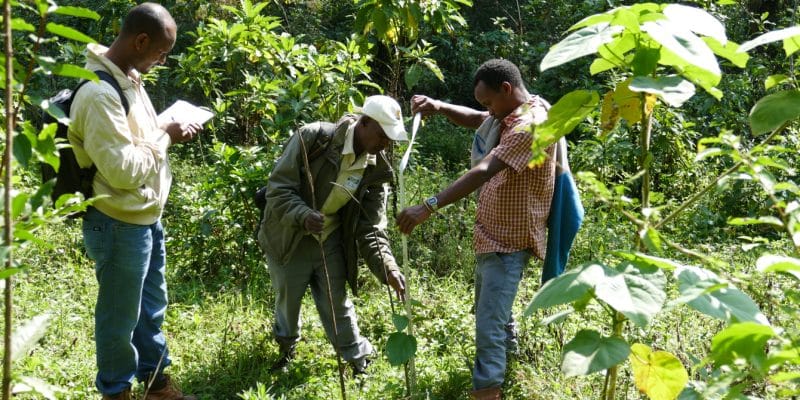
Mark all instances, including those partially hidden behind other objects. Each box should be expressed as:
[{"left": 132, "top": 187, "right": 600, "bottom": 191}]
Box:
[
  {"left": 396, "top": 154, "right": 508, "bottom": 234},
  {"left": 356, "top": 181, "right": 406, "bottom": 301},
  {"left": 410, "top": 94, "right": 488, "bottom": 130},
  {"left": 263, "top": 126, "right": 321, "bottom": 232}
]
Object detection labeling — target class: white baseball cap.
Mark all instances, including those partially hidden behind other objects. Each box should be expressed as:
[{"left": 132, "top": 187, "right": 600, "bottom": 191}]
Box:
[{"left": 357, "top": 95, "right": 408, "bottom": 141}]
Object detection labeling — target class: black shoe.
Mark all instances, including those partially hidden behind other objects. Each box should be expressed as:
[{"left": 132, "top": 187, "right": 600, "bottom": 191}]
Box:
[
  {"left": 350, "top": 357, "right": 371, "bottom": 376},
  {"left": 269, "top": 348, "right": 296, "bottom": 372}
]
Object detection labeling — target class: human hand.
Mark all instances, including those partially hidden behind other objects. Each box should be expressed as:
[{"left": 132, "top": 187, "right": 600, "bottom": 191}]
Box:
[
  {"left": 396, "top": 204, "right": 432, "bottom": 235},
  {"left": 386, "top": 270, "right": 406, "bottom": 302},
  {"left": 304, "top": 211, "right": 324, "bottom": 234},
  {"left": 410, "top": 95, "right": 441, "bottom": 117},
  {"left": 163, "top": 121, "right": 203, "bottom": 144}
]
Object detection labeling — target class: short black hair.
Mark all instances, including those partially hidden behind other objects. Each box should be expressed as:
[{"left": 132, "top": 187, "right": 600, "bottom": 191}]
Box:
[
  {"left": 120, "top": 2, "right": 173, "bottom": 41},
  {"left": 473, "top": 59, "right": 524, "bottom": 91}
]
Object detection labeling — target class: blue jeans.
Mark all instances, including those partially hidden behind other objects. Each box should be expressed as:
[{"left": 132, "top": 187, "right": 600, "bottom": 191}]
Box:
[
  {"left": 473, "top": 250, "right": 531, "bottom": 389},
  {"left": 83, "top": 207, "right": 171, "bottom": 395},
  {"left": 265, "top": 230, "right": 373, "bottom": 363}
]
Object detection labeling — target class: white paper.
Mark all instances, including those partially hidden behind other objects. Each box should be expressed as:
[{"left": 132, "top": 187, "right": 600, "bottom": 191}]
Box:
[{"left": 157, "top": 100, "right": 214, "bottom": 126}]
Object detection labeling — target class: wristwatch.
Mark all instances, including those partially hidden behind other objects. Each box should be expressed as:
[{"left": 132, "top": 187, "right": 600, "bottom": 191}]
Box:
[{"left": 424, "top": 196, "right": 439, "bottom": 212}]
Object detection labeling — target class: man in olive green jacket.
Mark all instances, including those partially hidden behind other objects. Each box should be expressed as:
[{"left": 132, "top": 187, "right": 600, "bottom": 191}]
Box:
[{"left": 257, "top": 95, "right": 407, "bottom": 374}]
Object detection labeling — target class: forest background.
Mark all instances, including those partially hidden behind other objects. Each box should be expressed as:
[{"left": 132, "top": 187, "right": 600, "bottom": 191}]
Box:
[{"left": 2, "top": 0, "right": 800, "bottom": 399}]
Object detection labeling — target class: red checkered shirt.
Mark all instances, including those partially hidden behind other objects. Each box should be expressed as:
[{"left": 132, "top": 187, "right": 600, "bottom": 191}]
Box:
[{"left": 473, "top": 97, "right": 555, "bottom": 259}]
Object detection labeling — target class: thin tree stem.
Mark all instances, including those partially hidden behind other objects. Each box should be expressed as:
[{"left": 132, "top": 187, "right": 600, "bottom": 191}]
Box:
[{"left": 3, "top": 0, "right": 15, "bottom": 398}]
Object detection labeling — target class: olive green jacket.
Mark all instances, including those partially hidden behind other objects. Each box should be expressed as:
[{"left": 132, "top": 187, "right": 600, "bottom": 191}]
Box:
[{"left": 257, "top": 115, "right": 399, "bottom": 295}]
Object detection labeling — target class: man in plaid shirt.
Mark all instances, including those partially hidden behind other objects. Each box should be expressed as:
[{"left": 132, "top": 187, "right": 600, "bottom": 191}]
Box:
[{"left": 397, "top": 59, "right": 555, "bottom": 400}]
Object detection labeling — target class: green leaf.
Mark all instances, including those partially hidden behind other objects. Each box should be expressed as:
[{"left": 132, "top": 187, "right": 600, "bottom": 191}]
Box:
[
  {"left": 525, "top": 263, "right": 603, "bottom": 316},
  {"left": 11, "top": 18, "right": 35, "bottom": 32},
  {"left": 630, "top": 344, "right": 689, "bottom": 400},
  {"left": 594, "top": 262, "right": 666, "bottom": 327},
  {"left": 643, "top": 19, "right": 720, "bottom": 78},
  {"left": 703, "top": 37, "right": 749, "bottom": 68},
  {"left": 52, "top": 6, "right": 100, "bottom": 20},
  {"left": 569, "top": 13, "right": 614, "bottom": 32},
  {"left": 391, "top": 313, "right": 409, "bottom": 332},
  {"left": 610, "top": 8, "right": 640, "bottom": 33},
  {"left": 13, "top": 376, "right": 62, "bottom": 400},
  {"left": 749, "top": 90, "right": 800, "bottom": 135},
  {"left": 728, "top": 216, "right": 783, "bottom": 227},
  {"left": 0, "top": 267, "right": 23, "bottom": 280},
  {"left": 590, "top": 57, "right": 619, "bottom": 75},
  {"left": 535, "top": 90, "right": 599, "bottom": 141},
  {"left": 711, "top": 322, "right": 774, "bottom": 367},
  {"left": 51, "top": 64, "right": 97, "bottom": 80},
  {"left": 663, "top": 4, "right": 727, "bottom": 44},
  {"left": 561, "top": 329, "right": 630, "bottom": 376},
  {"left": 631, "top": 47, "right": 660, "bottom": 76},
  {"left": 630, "top": 75, "right": 695, "bottom": 107},
  {"left": 12, "top": 132, "right": 32, "bottom": 168},
  {"left": 45, "top": 22, "right": 96, "bottom": 44},
  {"left": 765, "top": 74, "right": 789, "bottom": 90},
  {"left": 405, "top": 63, "right": 423, "bottom": 90},
  {"left": 675, "top": 266, "right": 770, "bottom": 325},
  {"left": 541, "top": 307, "right": 574, "bottom": 325},
  {"left": 639, "top": 227, "right": 664, "bottom": 254},
  {"left": 386, "top": 331, "right": 417, "bottom": 366},
  {"left": 541, "top": 23, "right": 624, "bottom": 72},
  {"left": 11, "top": 314, "right": 51, "bottom": 364},
  {"left": 739, "top": 26, "right": 800, "bottom": 56},
  {"left": 615, "top": 252, "right": 684, "bottom": 271},
  {"left": 756, "top": 254, "right": 800, "bottom": 280}
]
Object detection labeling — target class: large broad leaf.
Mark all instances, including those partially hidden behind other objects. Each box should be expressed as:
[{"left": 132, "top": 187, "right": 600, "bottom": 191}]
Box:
[
  {"left": 541, "top": 23, "right": 624, "bottom": 72},
  {"left": 50, "top": 63, "right": 97, "bottom": 80},
  {"left": 562, "top": 329, "right": 630, "bottom": 376},
  {"left": 749, "top": 90, "right": 800, "bottom": 135},
  {"left": 45, "top": 23, "right": 96, "bottom": 44},
  {"left": 703, "top": 37, "right": 749, "bottom": 68},
  {"left": 756, "top": 254, "right": 800, "bottom": 280},
  {"left": 530, "top": 90, "right": 599, "bottom": 165},
  {"left": 616, "top": 252, "right": 684, "bottom": 271},
  {"left": 643, "top": 19, "right": 720, "bottom": 78},
  {"left": 524, "top": 263, "right": 604, "bottom": 316},
  {"left": 52, "top": 6, "right": 100, "bottom": 20},
  {"left": 675, "top": 266, "right": 769, "bottom": 325},
  {"left": 11, "top": 314, "right": 51, "bottom": 364},
  {"left": 711, "top": 322, "right": 775, "bottom": 368},
  {"left": 663, "top": 4, "right": 726, "bottom": 44},
  {"left": 630, "top": 75, "right": 696, "bottom": 107},
  {"left": 12, "top": 376, "right": 62, "bottom": 400},
  {"left": 594, "top": 262, "right": 666, "bottom": 327},
  {"left": 386, "top": 331, "right": 417, "bottom": 366},
  {"left": 739, "top": 26, "right": 800, "bottom": 56},
  {"left": 630, "top": 343, "right": 689, "bottom": 400}
]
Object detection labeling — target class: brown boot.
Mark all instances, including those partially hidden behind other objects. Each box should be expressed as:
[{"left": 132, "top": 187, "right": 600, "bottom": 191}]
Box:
[
  {"left": 143, "top": 374, "right": 196, "bottom": 400},
  {"left": 470, "top": 386, "right": 502, "bottom": 400},
  {"left": 102, "top": 389, "right": 132, "bottom": 400}
]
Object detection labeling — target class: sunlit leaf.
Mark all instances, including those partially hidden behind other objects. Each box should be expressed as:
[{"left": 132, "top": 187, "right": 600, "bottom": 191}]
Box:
[
  {"left": 386, "top": 331, "right": 416, "bottom": 366},
  {"left": 525, "top": 262, "right": 603, "bottom": 315},
  {"left": 663, "top": 4, "right": 726, "bottom": 44},
  {"left": 749, "top": 90, "right": 800, "bottom": 135},
  {"left": 630, "top": 344, "right": 689, "bottom": 400},
  {"left": 765, "top": 74, "right": 789, "bottom": 90},
  {"left": 600, "top": 91, "right": 620, "bottom": 134},
  {"left": 590, "top": 57, "right": 619, "bottom": 75},
  {"left": 541, "top": 23, "right": 624, "bottom": 72},
  {"left": 531, "top": 90, "right": 599, "bottom": 165},
  {"left": 739, "top": 26, "right": 800, "bottom": 56},
  {"left": 756, "top": 254, "right": 800, "bottom": 280},
  {"left": 630, "top": 75, "right": 696, "bottom": 107},
  {"left": 51, "top": 64, "right": 97, "bottom": 80},
  {"left": 703, "top": 37, "right": 749, "bottom": 68},
  {"left": 569, "top": 13, "right": 614, "bottom": 32},
  {"left": 675, "top": 266, "right": 770, "bottom": 325},
  {"left": 711, "top": 322, "right": 774, "bottom": 367},
  {"left": 45, "top": 22, "right": 96, "bottom": 44},
  {"left": 11, "top": 18, "right": 35, "bottom": 32},
  {"left": 643, "top": 19, "right": 720, "bottom": 77},
  {"left": 52, "top": 6, "right": 101, "bottom": 20},
  {"left": 562, "top": 330, "right": 630, "bottom": 376},
  {"left": 593, "top": 262, "right": 666, "bottom": 327},
  {"left": 616, "top": 252, "right": 684, "bottom": 271},
  {"left": 12, "top": 376, "right": 62, "bottom": 400},
  {"left": 11, "top": 314, "right": 51, "bottom": 364},
  {"left": 610, "top": 8, "right": 640, "bottom": 33},
  {"left": 613, "top": 79, "right": 642, "bottom": 126}
]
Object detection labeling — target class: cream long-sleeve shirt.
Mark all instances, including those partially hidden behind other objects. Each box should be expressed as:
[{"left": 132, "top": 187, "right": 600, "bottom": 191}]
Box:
[{"left": 69, "top": 44, "right": 172, "bottom": 225}]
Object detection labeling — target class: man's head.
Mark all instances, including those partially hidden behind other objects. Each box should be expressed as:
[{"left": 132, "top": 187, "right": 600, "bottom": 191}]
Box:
[
  {"left": 354, "top": 95, "right": 407, "bottom": 155},
  {"left": 473, "top": 59, "right": 527, "bottom": 120},
  {"left": 118, "top": 3, "right": 177, "bottom": 74}
]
